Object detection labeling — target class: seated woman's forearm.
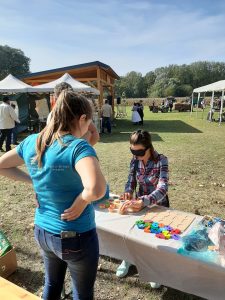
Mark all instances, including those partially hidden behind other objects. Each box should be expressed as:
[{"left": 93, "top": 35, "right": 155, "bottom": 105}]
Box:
[
  {"left": 141, "top": 184, "right": 168, "bottom": 206},
  {"left": 0, "top": 167, "right": 32, "bottom": 184}
]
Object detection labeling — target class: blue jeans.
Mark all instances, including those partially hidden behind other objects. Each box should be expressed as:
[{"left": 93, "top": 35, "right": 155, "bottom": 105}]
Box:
[
  {"left": 34, "top": 225, "right": 99, "bottom": 300},
  {"left": 0, "top": 128, "right": 12, "bottom": 151},
  {"left": 101, "top": 117, "right": 111, "bottom": 133}
]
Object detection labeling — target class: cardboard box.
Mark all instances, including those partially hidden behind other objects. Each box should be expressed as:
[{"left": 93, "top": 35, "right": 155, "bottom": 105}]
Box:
[{"left": 0, "top": 248, "right": 17, "bottom": 278}]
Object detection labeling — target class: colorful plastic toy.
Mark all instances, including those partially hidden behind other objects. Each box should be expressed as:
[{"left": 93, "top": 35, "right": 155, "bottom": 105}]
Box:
[{"left": 135, "top": 219, "right": 182, "bottom": 240}]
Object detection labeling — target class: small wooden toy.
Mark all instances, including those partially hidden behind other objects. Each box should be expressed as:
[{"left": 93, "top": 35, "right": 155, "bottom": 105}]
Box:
[{"left": 143, "top": 206, "right": 195, "bottom": 232}]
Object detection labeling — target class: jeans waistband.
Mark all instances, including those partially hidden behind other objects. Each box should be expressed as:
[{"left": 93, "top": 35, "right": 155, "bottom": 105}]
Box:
[{"left": 35, "top": 225, "right": 96, "bottom": 238}]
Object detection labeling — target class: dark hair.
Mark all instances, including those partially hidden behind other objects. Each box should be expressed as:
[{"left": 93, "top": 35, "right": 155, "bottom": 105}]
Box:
[
  {"left": 130, "top": 130, "right": 157, "bottom": 160},
  {"left": 36, "top": 91, "right": 93, "bottom": 167},
  {"left": 54, "top": 82, "right": 73, "bottom": 98},
  {"left": 3, "top": 96, "right": 9, "bottom": 103}
]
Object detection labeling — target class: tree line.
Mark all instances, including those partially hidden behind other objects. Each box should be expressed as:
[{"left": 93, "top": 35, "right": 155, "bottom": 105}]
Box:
[
  {"left": 1, "top": 45, "right": 225, "bottom": 99},
  {"left": 115, "top": 61, "right": 225, "bottom": 98}
]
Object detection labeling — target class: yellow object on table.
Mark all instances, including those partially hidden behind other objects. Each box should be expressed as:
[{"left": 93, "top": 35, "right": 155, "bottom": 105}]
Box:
[{"left": 0, "top": 276, "right": 40, "bottom": 300}]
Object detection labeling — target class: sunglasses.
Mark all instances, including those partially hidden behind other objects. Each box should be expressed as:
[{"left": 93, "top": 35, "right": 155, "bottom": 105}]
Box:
[{"left": 130, "top": 147, "right": 148, "bottom": 157}]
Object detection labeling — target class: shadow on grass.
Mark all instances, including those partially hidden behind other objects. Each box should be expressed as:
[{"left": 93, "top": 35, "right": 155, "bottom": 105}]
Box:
[
  {"left": 113, "top": 119, "right": 202, "bottom": 133},
  {"left": 9, "top": 266, "right": 43, "bottom": 294},
  {"left": 100, "top": 132, "right": 163, "bottom": 143},
  {"left": 145, "top": 120, "right": 202, "bottom": 133},
  {"left": 100, "top": 119, "right": 202, "bottom": 143},
  {"left": 162, "top": 287, "right": 204, "bottom": 300},
  {"left": 97, "top": 263, "right": 203, "bottom": 300}
]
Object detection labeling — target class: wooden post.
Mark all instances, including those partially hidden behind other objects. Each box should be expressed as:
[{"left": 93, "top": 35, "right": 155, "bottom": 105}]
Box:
[
  {"left": 110, "top": 86, "right": 115, "bottom": 114},
  {"left": 97, "top": 67, "right": 103, "bottom": 108}
]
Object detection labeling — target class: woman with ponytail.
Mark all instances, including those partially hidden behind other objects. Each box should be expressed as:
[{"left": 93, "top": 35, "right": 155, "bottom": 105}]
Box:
[
  {"left": 0, "top": 91, "right": 106, "bottom": 300},
  {"left": 116, "top": 130, "right": 169, "bottom": 289}
]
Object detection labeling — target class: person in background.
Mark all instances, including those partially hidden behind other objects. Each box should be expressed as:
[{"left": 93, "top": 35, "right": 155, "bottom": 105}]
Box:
[
  {"left": 169, "top": 99, "right": 173, "bottom": 112},
  {"left": 164, "top": 99, "right": 169, "bottom": 109},
  {"left": 200, "top": 98, "right": 206, "bottom": 110},
  {"left": 131, "top": 103, "right": 141, "bottom": 125},
  {"left": 137, "top": 100, "right": 144, "bottom": 125},
  {"left": 0, "top": 96, "right": 20, "bottom": 152},
  {"left": 11, "top": 103, "right": 19, "bottom": 145},
  {"left": 116, "top": 130, "right": 169, "bottom": 289},
  {"left": 0, "top": 91, "right": 106, "bottom": 300},
  {"left": 101, "top": 99, "right": 112, "bottom": 134},
  {"left": 47, "top": 82, "right": 99, "bottom": 146}
]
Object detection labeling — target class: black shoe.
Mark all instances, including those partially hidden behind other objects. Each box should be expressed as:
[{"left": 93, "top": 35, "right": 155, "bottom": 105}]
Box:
[{"left": 13, "top": 142, "right": 19, "bottom": 145}]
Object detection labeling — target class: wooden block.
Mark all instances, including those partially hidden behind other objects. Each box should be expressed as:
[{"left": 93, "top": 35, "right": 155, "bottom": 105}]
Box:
[{"left": 0, "top": 277, "right": 40, "bottom": 299}]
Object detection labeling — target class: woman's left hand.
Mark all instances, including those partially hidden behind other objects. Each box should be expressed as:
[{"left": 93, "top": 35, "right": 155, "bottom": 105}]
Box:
[
  {"left": 119, "top": 198, "right": 143, "bottom": 214},
  {"left": 61, "top": 197, "right": 88, "bottom": 221},
  {"left": 130, "top": 199, "right": 143, "bottom": 209}
]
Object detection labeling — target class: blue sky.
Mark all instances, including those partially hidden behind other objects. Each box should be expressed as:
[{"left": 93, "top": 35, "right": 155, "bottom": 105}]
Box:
[{"left": 1, "top": 0, "right": 225, "bottom": 76}]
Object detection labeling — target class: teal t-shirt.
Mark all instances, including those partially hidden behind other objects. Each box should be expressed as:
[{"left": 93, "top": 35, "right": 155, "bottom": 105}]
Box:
[{"left": 16, "top": 134, "right": 97, "bottom": 234}]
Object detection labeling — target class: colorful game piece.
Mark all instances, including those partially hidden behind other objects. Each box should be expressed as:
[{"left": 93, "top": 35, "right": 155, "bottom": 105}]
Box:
[
  {"left": 172, "top": 234, "right": 180, "bottom": 240},
  {"left": 135, "top": 218, "right": 182, "bottom": 240},
  {"left": 151, "top": 222, "right": 159, "bottom": 229},
  {"left": 144, "top": 226, "right": 151, "bottom": 233},
  {"left": 163, "top": 232, "right": 171, "bottom": 239},
  {"left": 137, "top": 224, "right": 146, "bottom": 229},
  {"left": 156, "top": 233, "right": 166, "bottom": 239}
]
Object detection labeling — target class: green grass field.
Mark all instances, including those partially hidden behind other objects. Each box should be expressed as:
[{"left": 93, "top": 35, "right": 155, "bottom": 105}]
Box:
[{"left": 0, "top": 107, "right": 224, "bottom": 299}]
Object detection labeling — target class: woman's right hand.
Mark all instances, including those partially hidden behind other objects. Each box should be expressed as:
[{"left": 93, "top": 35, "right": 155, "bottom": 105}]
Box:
[{"left": 61, "top": 197, "right": 88, "bottom": 221}]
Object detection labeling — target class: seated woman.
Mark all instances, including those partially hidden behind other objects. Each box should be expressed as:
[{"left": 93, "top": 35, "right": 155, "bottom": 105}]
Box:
[{"left": 116, "top": 129, "right": 169, "bottom": 289}]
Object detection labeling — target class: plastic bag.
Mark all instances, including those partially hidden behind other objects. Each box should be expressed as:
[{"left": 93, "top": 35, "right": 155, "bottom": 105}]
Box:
[
  {"left": 177, "top": 227, "right": 219, "bottom": 264},
  {"left": 182, "top": 229, "right": 211, "bottom": 252},
  {"left": 0, "top": 230, "right": 12, "bottom": 257}
]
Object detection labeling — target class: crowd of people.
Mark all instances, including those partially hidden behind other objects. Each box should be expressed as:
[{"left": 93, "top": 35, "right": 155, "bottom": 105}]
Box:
[
  {"left": 0, "top": 85, "right": 169, "bottom": 299},
  {"left": 150, "top": 98, "right": 174, "bottom": 113}
]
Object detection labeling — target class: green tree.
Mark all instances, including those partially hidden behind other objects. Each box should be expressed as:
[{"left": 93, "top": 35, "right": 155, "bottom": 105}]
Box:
[
  {"left": 115, "top": 71, "right": 146, "bottom": 98},
  {"left": 0, "top": 45, "right": 30, "bottom": 80},
  {"left": 175, "top": 84, "right": 193, "bottom": 97},
  {"left": 115, "top": 61, "right": 225, "bottom": 98}
]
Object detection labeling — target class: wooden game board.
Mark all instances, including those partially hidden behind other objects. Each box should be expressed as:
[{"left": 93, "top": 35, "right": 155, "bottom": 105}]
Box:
[{"left": 143, "top": 206, "right": 195, "bottom": 232}]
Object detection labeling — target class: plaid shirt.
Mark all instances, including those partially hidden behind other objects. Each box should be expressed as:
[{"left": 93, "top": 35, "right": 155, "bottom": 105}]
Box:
[{"left": 125, "top": 151, "right": 169, "bottom": 206}]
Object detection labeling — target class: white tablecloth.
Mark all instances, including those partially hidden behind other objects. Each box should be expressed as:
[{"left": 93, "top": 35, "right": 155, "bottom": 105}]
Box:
[{"left": 95, "top": 204, "right": 225, "bottom": 300}]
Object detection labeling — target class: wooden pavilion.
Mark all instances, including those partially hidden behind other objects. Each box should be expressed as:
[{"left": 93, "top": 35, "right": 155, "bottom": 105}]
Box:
[{"left": 21, "top": 61, "right": 119, "bottom": 107}]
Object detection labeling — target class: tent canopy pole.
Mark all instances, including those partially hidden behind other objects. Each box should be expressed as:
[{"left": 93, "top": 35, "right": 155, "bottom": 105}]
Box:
[
  {"left": 190, "top": 93, "right": 194, "bottom": 116},
  {"left": 219, "top": 90, "right": 224, "bottom": 125},
  {"left": 195, "top": 92, "right": 200, "bottom": 118},
  {"left": 209, "top": 91, "right": 215, "bottom": 122}
]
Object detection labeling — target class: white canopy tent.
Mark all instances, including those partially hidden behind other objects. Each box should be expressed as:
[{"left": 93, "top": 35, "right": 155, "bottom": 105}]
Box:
[
  {"left": 192, "top": 80, "right": 225, "bottom": 124},
  {"left": 0, "top": 74, "right": 34, "bottom": 93},
  {"left": 33, "top": 73, "right": 100, "bottom": 95}
]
